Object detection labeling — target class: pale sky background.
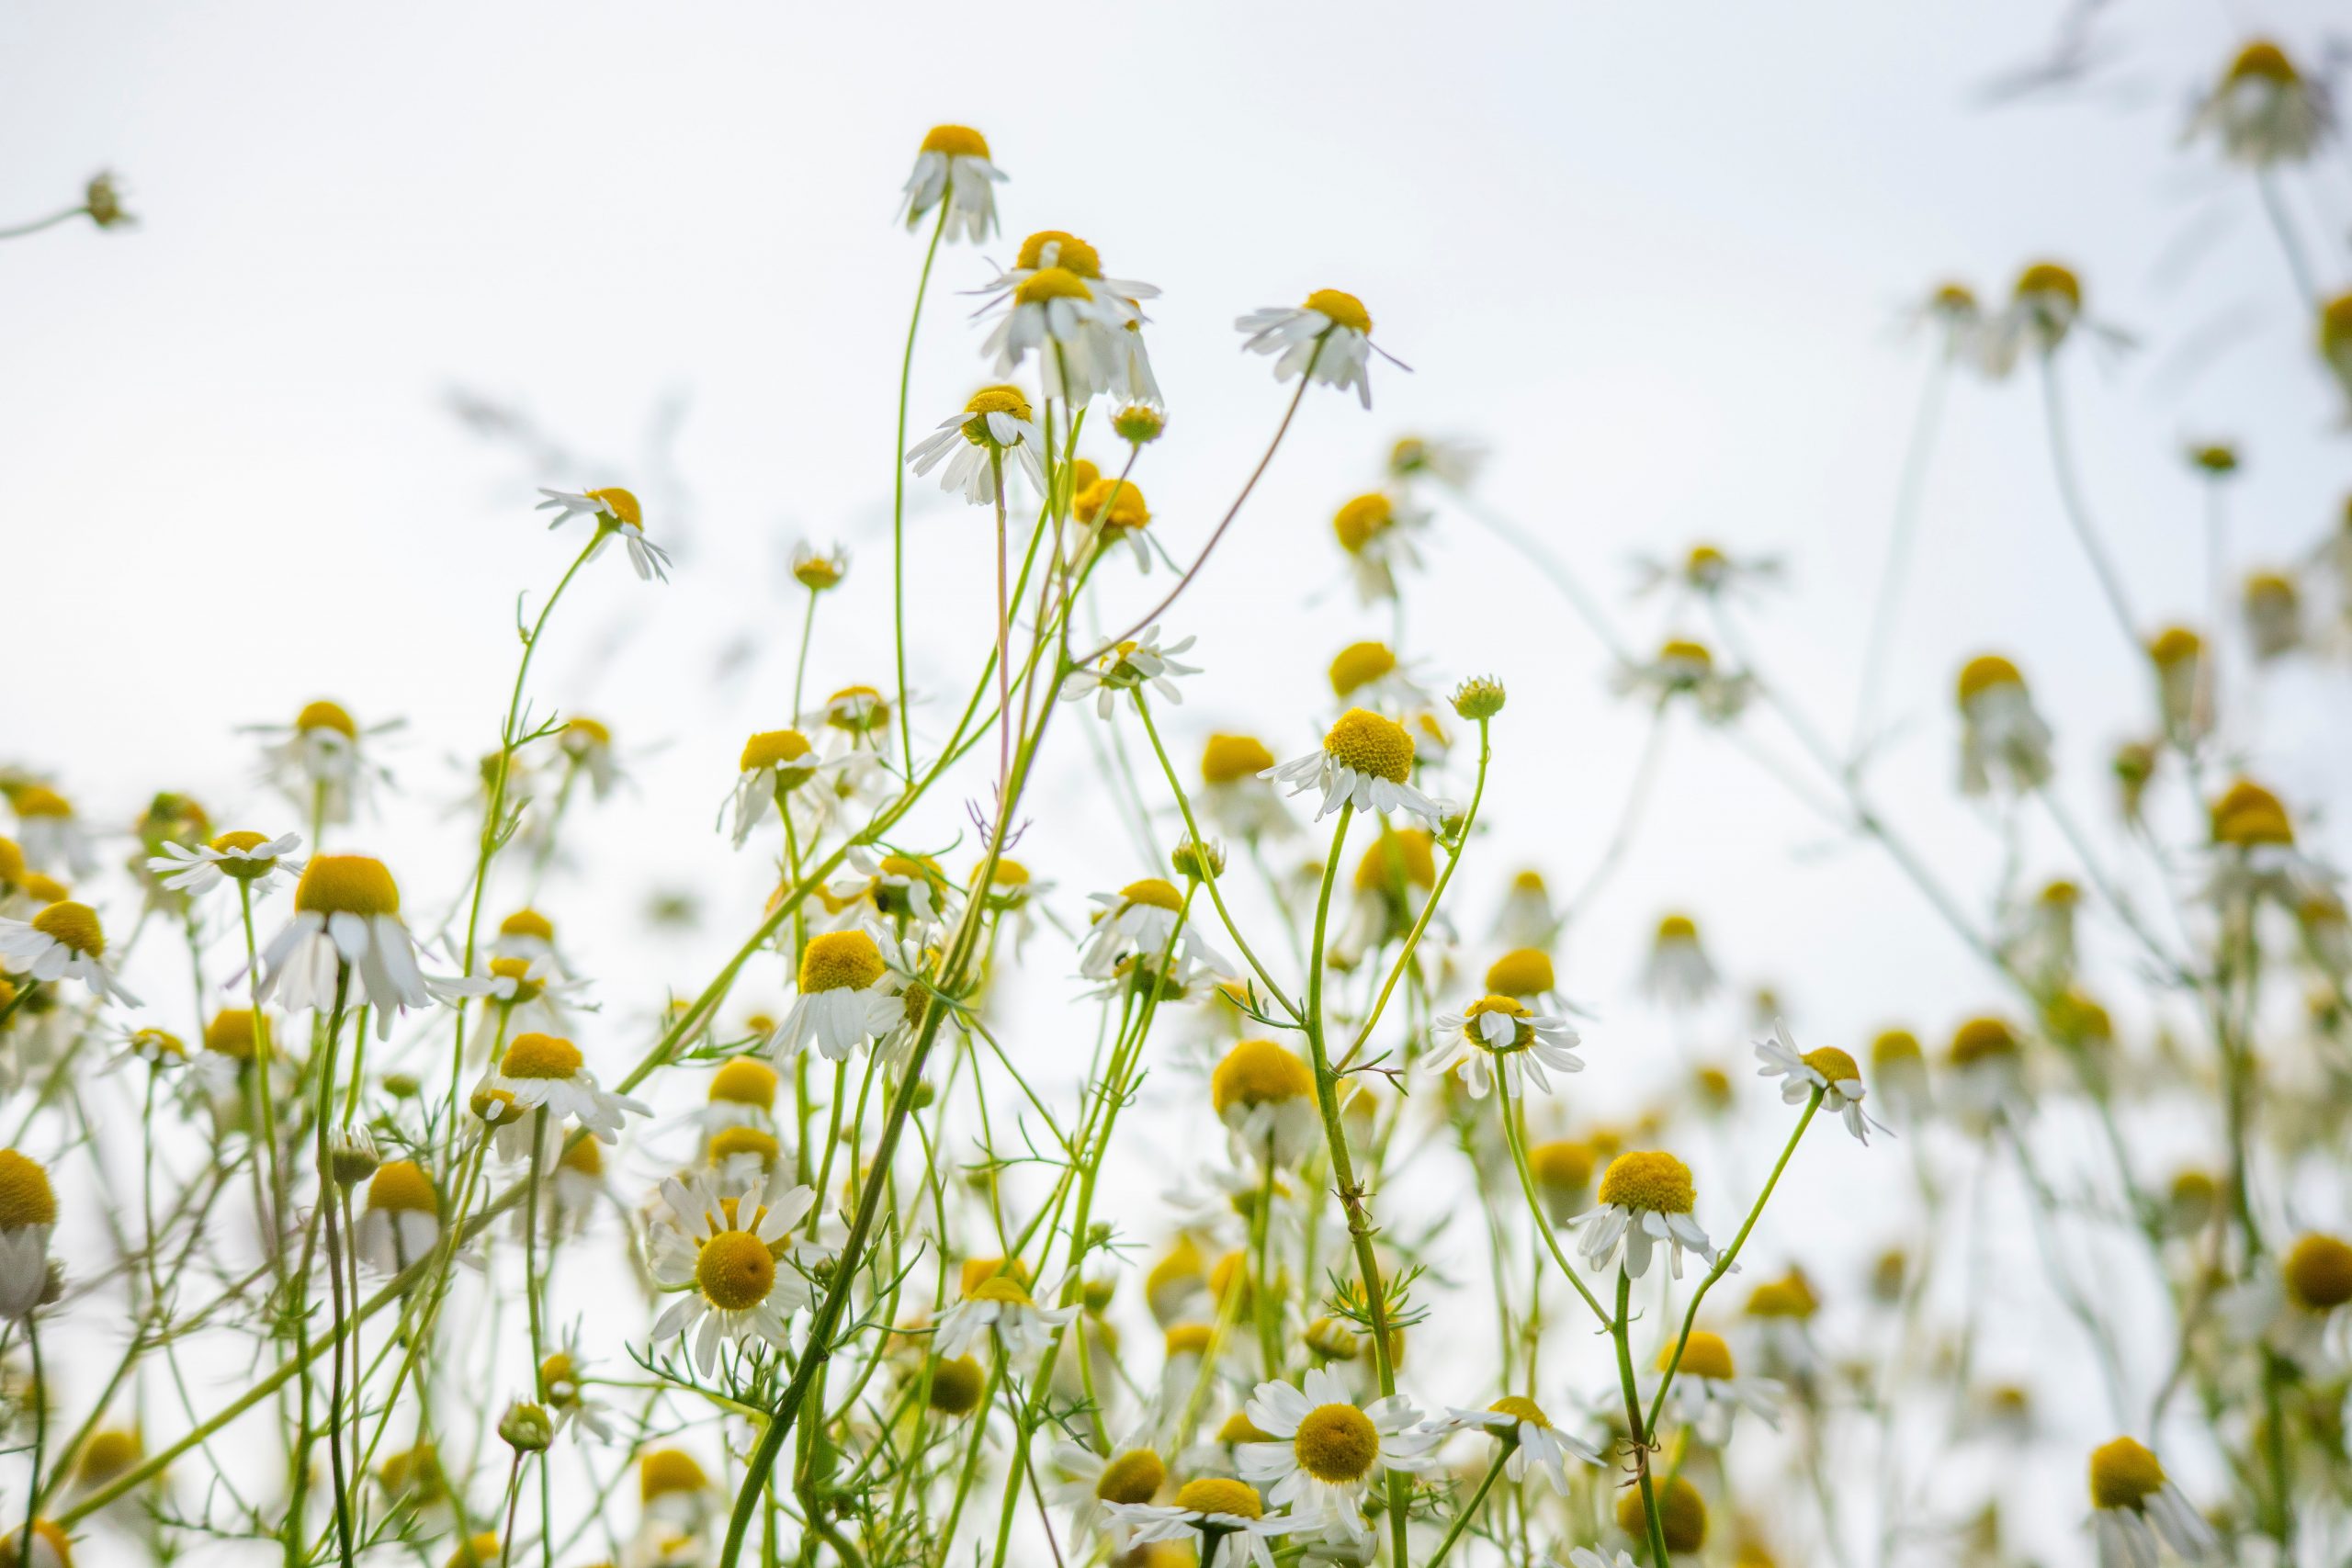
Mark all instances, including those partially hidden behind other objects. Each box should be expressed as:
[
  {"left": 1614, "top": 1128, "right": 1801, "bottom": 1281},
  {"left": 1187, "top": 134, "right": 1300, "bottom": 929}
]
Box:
[{"left": 7, "top": 2, "right": 2352, "bottom": 1562}]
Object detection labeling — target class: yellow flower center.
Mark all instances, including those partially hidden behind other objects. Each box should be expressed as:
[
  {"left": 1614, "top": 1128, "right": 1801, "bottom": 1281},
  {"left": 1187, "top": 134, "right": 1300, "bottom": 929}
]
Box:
[
  {"left": 2148, "top": 626, "right": 2202, "bottom": 668},
  {"left": 960, "top": 1256, "right": 1030, "bottom": 1294},
  {"left": 500, "top": 908, "right": 554, "bottom": 943},
  {"left": 1304, "top": 289, "right": 1371, "bottom": 334},
  {"left": 1120, "top": 878, "right": 1184, "bottom": 913},
  {"left": 1351, "top": 830, "right": 1435, "bottom": 894},
  {"left": 202, "top": 1009, "right": 267, "bottom": 1059},
  {"left": 1800, "top": 1046, "right": 1860, "bottom": 1085},
  {"left": 1484, "top": 949, "right": 1555, "bottom": 997},
  {"left": 708, "top": 1126, "right": 781, "bottom": 1169},
  {"left": 77, "top": 1429, "right": 140, "bottom": 1485},
  {"left": 295, "top": 855, "right": 401, "bottom": 918},
  {"left": 709, "top": 1057, "right": 779, "bottom": 1109},
  {"left": 2284, "top": 1234, "right": 2352, "bottom": 1311},
  {"left": 367, "top": 1160, "right": 436, "bottom": 1215},
  {"left": 488, "top": 956, "right": 543, "bottom": 1003},
  {"left": 1328, "top": 641, "right": 1397, "bottom": 699},
  {"left": 1202, "top": 733, "right": 1275, "bottom": 784},
  {"left": 800, "top": 931, "right": 886, "bottom": 993},
  {"left": 565, "top": 716, "right": 611, "bottom": 748},
  {"left": 1598, "top": 1150, "right": 1696, "bottom": 1213},
  {"left": 1212, "top": 1039, "right": 1315, "bottom": 1111},
  {"left": 1949, "top": 1017, "right": 2018, "bottom": 1065},
  {"left": 1076, "top": 478, "right": 1149, "bottom": 530},
  {"left": 2211, "top": 779, "right": 2295, "bottom": 847},
  {"left": 1293, "top": 1403, "right": 1379, "bottom": 1483},
  {"left": 208, "top": 830, "right": 278, "bottom": 879},
  {"left": 2016, "top": 262, "right": 2081, "bottom": 308},
  {"left": 1332, "top": 494, "right": 1393, "bottom": 553},
  {"left": 0, "top": 1150, "right": 57, "bottom": 1229},
  {"left": 1871, "top": 1030, "right": 1921, "bottom": 1066},
  {"left": 1015, "top": 266, "right": 1093, "bottom": 305},
  {"left": 1487, "top": 1394, "right": 1550, "bottom": 1427},
  {"left": 560, "top": 1135, "right": 602, "bottom": 1176},
  {"left": 1746, "top": 1272, "right": 1819, "bottom": 1319},
  {"left": 921, "top": 124, "right": 991, "bottom": 158},
  {"left": 695, "top": 1230, "right": 777, "bottom": 1311},
  {"left": 1014, "top": 230, "right": 1102, "bottom": 279},
  {"left": 296, "top": 700, "right": 358, "bottom": 739},
  {"left": 741, "top": 728, "right": 815, "bottom": 777},
  {"left": 1174, "top": 1477, "right": 1262, "bottom": 1518},
  {"left": 639, "top": 1450, "right": 709, "bottom": 1500},
  {"left": 1956, "top": 653, "right": 2024, "bottom": 705},
  {"left": 2087, "top": 1437, "right": 2165, "bottom": 1510},
  {"left": 1322, "top": 709, "right": 1415, "bottom": 784},
  {"left": 500, "top": 1032, "right": 582, "bottom": 1081},
  {"left": 968, "top": 1275, "right": 1035, "bottom": 1306},
  {"left": 1165, "top": 1323, "right": 1216, "bottom": 1357},
  {"left": 1664, "top": 1330, "right": 1736, "bottom": 1381},
  {"left": 1094, "top": 1450, "right": 1165, "bottom": 1505},
  {"left": 1659, "top": 638, "right": 1713, "bottom": 671},
  {"left": 1529, "top": 1140, "right": 1592, "bottom": 1192},
  {"left": 0, "top": 838, "right": 22, "bottom": 886},
  {"left": 1618, "top": 1474, "right": 1707, "bottom": 1553},
  {"left": 928, "top": 1354, "right": 985, "bottom": 1414},
  {"left": 29, "top": 901, "right": 102, "bottom": 957},
  {"left": 585, "top": 488, "right": 642, "bottom": 527},
  {"left": 2226, "top": 39, "right": 2296, "bottom": 85},
  {"left": 1462, "top": 995, "right": 1534, "bottom": 1050}
]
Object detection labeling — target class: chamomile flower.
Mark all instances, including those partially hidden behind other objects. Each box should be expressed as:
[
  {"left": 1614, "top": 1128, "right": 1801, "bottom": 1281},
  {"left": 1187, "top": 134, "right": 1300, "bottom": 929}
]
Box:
[
  {"left": 1490, "top": 869, "right": 1562, "bottom": 950},
  {"left": 2242, "top": 570, "right": 2301, "bottom": 661},
  {"left": 1073, "top": 476, "right": 1157, "bottom": 570},
  {"left": 697, "top": 1056, "right": 781, "bottom": 1133},
  {"left": 1943, "top": 1016, "right": 2025, "bottom": 1120},
  {"left": 1484, "top": 948, "right": 1561, "bottom": 1006},
  {"left": 1062, "top": 626, "right": 1199, "bottom": 719},
  {"left": 1573, "top": 1150, "right": 1722, "bottom": 1279},
  {"left": 1236, "top": 290, "right": 1394, "bottom": 410},
  {"left": 535, "top": 487, "right": 673, "bottom": 582},
  {"left": 1385, "top": 435, "right": 1485, "bottom": 489},
  {"left": 2205, "top": 778, "right": 2336, "bottom": 908},
  {"left": 826, "top": 850, "right": 956, "bottom": 932},
  {"left": 146, "top": 830, "right": 303, "bottom": 897},
  {"left": 1526, "top": 1139, "right": 1595, "bottom": 1224},
  {"left": 537, "top": 1345, "right": 616, "bottom": 1442},
  {"left": 2146, "top": 626, "right": 2208, "bottom": 745},
  {"left": 906, "top": 386, "right": 1047, "bottom": 505},
  {"left": 976, "top": 231, "right": 1159, "bottom": 324},
  {"left": 723, "top": 728, "right": 830, "bottom": 849},
  {"left": 1047, "top": 1439, "right": 1167, "bottom": 1547},
  {"left": 1611, "top": 638, "right": 1751, "bottom": 723},
  {"left": 254, "top": 855, "right": 445, "bottom": 1040},
  {"left": 1641, "top": 914, "right": 1717, "bottom": 1010},
  {"left": 1435, "top": 1396, "right": 1602, "bottom": 1494},
  {"left": 2222, "top": 1231, "right": 2352, "bottom": 1366},
  {"left": 1909, "top": 280, "right": 1984, "bottom": 356},
  {"left": 1423, "top": 996, "right": 1584, "bottom": 1099},
  {"left": 1238, "top": 1367, "right": 1434, "bottom": 1540},
  {"left": 772, "top": 931, "right": 905, "bottom": 1061},
  {"left": 1615, "top": 1474, "right": 1709, "bottom": 1556},
  {"left": 1753, "top": 1021, "right": 1887, "bottom": 1145},
  {"left": 247, "top": 702, "right": 401, "bottom": 829},
  {"left": 558, "top": 716, "right": 623, "bottom": 799},
  {"left": 639, "top": 1449, "right": 719, "bottom": 1532},
  {"left": 649, "top": 1169, "right": 822, "bottom": 1375},
  {"left": 0, "top": 1150, "right": 58, "bottom": 1322},
  {"left": 933, "top": 1270, "right": 1077, "bottom": 1361},
  {"left": 0, "top": 901, "right": 141, "bottom": 1006},
  {"left": 6, "top": 786, "right": 95, "bottom": 877},
  {"left": 1329, "top": 492, "right": 1430, "bottom": 604},
  {"left": 1978, "top": 261, "right": 2131, "bottom": 376},
  {"left": 1326, "top": 642, "right": 1428, "bottom": 714},
  {"left": 2186, "top": 39, "right": 2332, "bottom": 166},
  {"left": 1080, "top": 879, "right": 1229, "bottom": 981},
  {"left": 2087, "top": 1438, "right": 2215, "bottom": 1568},
  {"left": 356, "top": 1160, "right": 440, "bottom": 1274},
  {"left": 474, "top": 1032, "right": 648, "bottom": 1145},
  {"left": 900, "top": 124, "right": 1005, "bottom": 243},
  {"left": 1633, "top": 544, "right": 1784, "bottom": 602},
  {"left": 1198, "top": 735, "right": 1295, "bottom": 842},
  {"left": 468, "top": 955, "right": 587, "bottom": 1035},
  {"left": 1105, "top": 1479, "right": 1297, "bottom": 1568},
  {"left": 981, "top": 266, "right": 1130, "bottom": 404},
  {"left": 1263, "top": 709, "right": 1448, "bottom": 829},
  {"left": 1212, "top": 1039, "right": 1321, "bottom": 1168},
  {"left": 1955, "top": 655, "right": 2053, "bottom": 795},
  {"left": 1, "top": 1522, "right": 74, "bottom": 1568},
  {"left": 1652, "top": 1331, "right": 1781, "bottom": 1444},
  {"left": 2324, "top": 296, "right": 2352, "bottom": 420}
]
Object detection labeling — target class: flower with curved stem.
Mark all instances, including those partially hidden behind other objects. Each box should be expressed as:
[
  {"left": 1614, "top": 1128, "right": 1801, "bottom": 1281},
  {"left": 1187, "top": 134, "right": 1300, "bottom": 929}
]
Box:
[
  {"left": 0, "top": 1149, "right": 58, "bottom": 1323},
  {"left": 0, "top": 901, "right": 140, "bottom": 1007},
  {"left": 1212, "top": 1039, "right": 1321, "bottom": 1168},
  {"left": 1571, "top": 1150, "right": 1721, "bottom": 1280},
  {"left": 1434, "top": 1395, "right": 1602, "bottom": 1494},
  {"left": 899, "top": 124, "right": 1004, "bottom": 243},
  {"left": 244, "top": 701, "right": 401, "bottom": 829},
  {"left": 933, "top": 1270, "right": 1077, "bottom": 1361},
  {"left": 1423, "top": 996, "right": 1584, "bottom": 1099},
  {"left": 723, "top": 728, "right": 832, "bottom": 849},
  {"left": 1753, "top": 1021, "right": 1887, "bottom": 1145},
  {"left": 355, "top": 1159, "right": 440, "bottom": 1275},
  {"left": 1236, "top": 289, "right": 1396, "bottom": 409},
  {"left": 146, "top": 830, "right": 304, "bottom": 897},
  {"left": 467, "top": 953, "right": 589, "bottom": 1036},
  {"left": 1329, "top": 492, "right": 1430, "bottom": 604},
  {"left": 534, "top": 486, "right": 673, "bottom": 582},
  {"left": 905, "top": 386, "right": 1046, "bottom": 505},
  {"left": 1060, "top": 625, "right": 1199, "bottom": 719},
  {"left": 472, "top": 1032, "right": 648, "bottom": 1148},
  {"left": 649, "top": 1168, "right": 822, "bottom": 1376},
  {"left": 789, "top": 541, "right": 847, "bottom": 593},
  {"left": 770, "top": 931, "right": 904, "bottom": 1061},
  {"left": 1262, "top": 709, "right": 1448, "bottom": 829},
  {"left": 1649, "top": 1331, "right": 1781, "bottom": 1444},
  {"left": 2186, "top": 39, "right": 2332, "bottom": 166},
  {"left": 1103, "top": 1478, "right": 1296, "bottom": 1568},
  {"left": 1079, "top": 878, "right": 1230, "bottom": 981},
  {"left": 2086, "top": 1437, "right": 2215, "bottom": 1568},
  {"left": 980, "top": 271, "right": 1129, "bottom": 405},
  {"left": 1046, "top": 1438, "right": 1167, "bottom": 1547},
  {"left": 1238, "top": 1366, "right": 1434, "bottom": 1543},
  {"left": 254, "top": 855, "right": 456, "bottom": 1039}
]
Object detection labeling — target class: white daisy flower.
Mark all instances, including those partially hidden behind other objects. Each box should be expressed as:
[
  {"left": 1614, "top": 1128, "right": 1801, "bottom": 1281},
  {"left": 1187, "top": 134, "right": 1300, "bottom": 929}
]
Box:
[
  {"left": 0, "top": 900, "right": 141, "bottom": 1007},
  {"left": 1571, "top": 1150, "right": 1723, "bottom": 1280},
  {"left": 1611, "top": 637, "right": 1751, "bottom": 724},
  {"left": 1435, "top": 1396, "right": 1602, "bottom": 1495},
  {"left": 2186, "top": 39, "right": 2332, "bottom": 166},
  {"left": 2087, "top": 1438, "right": 2216, "bottom": 1568},
  {"left": 534, "top": 486, "right": 673, "bottom": 582},
  {"left": 1489, "top": 869, "right": 1561, "bottom": 951},
  {"left": 1061, "top": 625, "right": 1199, "bottom": 719},
  {"left": 2240, "top": 570, "right": 2301, "bottom": 663},
  {"left": 557, "top": 716, "right": 623, "bottom": 799},
  {"left": 1236, "top": 289, "right": 1396, "bottom": 410},
  {"left": 1262, "top": 709, "right": 1449, "bottom": 830},
  {"left": 723, "top": 728, "right": 831, "bottom": 848},
  {"left": 1975, "top": 261, "right": 2131, "bottom": 378},
  {"left": 2204, "top": 779, "right": 2337, "bottom": 909},
  {"left": 0, "top": 1150, "right": 58, "bottom": 1323},
  {"left": 355, "top": 1159, "right": 441, "bottom": 1275},
  {"left": 5, "top": 786, "right": 95, "bottom": 878},
  {"left": 1104, "top": 1479, "right": 1297, "bottom": 1568},
  {"left": 1632, "top": 543, "right": 1784, "bottom": 603},
  {"left": 3, "top": 1523, "right": 71, "bottom": 1568},
  {"left": 1078, "top": 878, "right": 1231, "bottom": 981},
  {"left": 1640, "top": 913, "right": 1717, "bottom": 1010},
  {"left": 696, "top": 1056, "right": 783, "bottom": 1133},
  {"left": 469, "top": 954, "right": 590, "bottom": 1036},
  {"left": 980, "top": 271, "right": 1128, "bottom": 405},
  {"left": 2220, "top": 1232, "right": 2352, "bottom": 1368},
  {"left": 1071, "top": 475, "right": 1159, "bottom": 571},
  {"left": 1385, "top": 434, "right": 1485, "bottom": 489},
  {"left": 1422, "top": 995, "right": 1584, "bottom": 1099},
  {"left": 474, "top": 1032, "right": 649, "bottom": 1147},
  {"left": 1046, "top": 1438, "right": 1167, "bottom": 1547},
  {"left": 1329, "top": 492, "right": 1430, "bottom": 604},
  {"left": 254, "top": 855, "right": 456, "bottom": 1040},
  {"left": 1753, "top": 1021, "right": 1889, "bottom": 1145},
  {"left": 650, "top": 1168, "right": 822, "bottom": 1376},
  {"left": 1211, "top": 1039, "right": 1323, "bottom": 1168},
  {"left": 825, "top": 850, "right": 956, "bottom": 933},
  {"left": 146, "top": 830, "right": 303, "bottom": 897},
  {"left": 770, "top": 931, "right": 904, "bottom": 1062},
  {"left": 1198, "top": 734, "right": 1296, "bottom": 842},
  {"left": 905, "top": 386, "right": 1047, "bottom": 505},
  {"left": 638, "top": 1450, "right": 721, "bottom": 1533},
  {"left": 1238, "top": 1367, "right": 1435, "bottom": 1540},
  {"left": 244, "top": 701, "right": 401, "bottom": 829},
  {"left": 537, "top": 1343, "right": 617, "bottom": 1443},
  {"left": 1648, "top": 1331, "right": 1782, "bottom": 1445},
  {"left": 1943, "top": 1017, "right": 2027, "bottom": 1122},
  {"left": 900, "top": 124, "right": 1005, "bottom": 243},
  {"left": 933, "top": 1270, "right": 1078, "bottom": 1361},
  {"left": 1325, "top": 641, "right": 1429, "bottom": 716}
]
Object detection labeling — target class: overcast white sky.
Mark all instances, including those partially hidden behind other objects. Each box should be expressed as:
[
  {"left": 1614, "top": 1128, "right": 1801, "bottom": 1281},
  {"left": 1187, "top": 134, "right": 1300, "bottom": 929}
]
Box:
[{"left": 8, "top": 1, "right": 2352, "bottom": 1558}]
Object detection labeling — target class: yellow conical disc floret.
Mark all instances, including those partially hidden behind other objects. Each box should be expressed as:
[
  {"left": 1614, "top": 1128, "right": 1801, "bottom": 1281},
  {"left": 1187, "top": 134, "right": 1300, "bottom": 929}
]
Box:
[
  {"left": 1487, "top": 1394, "right": 1551, "bottom": 1427},
  {"left": 1353, "top": 830, "right": 1435, "bottom": 893},
  {"left": 1292, "top": 1402, "right": 1379, "bottom": 1483},
  {"left": 29, "top": 902, "right": 102, "bottom": 958},
  {"left": 1956, "top": 654, "right": 2023, "bottom": 706},
  {"left": 1202, "top": 734, "right": 1275, "bottom": 785},
  {"left": 75, "top": 1428, "right": 141, "bottom": 1487},
  {"left": 1598, "top": 1150, "right": 1696, "bottom": 1214},
  {"left": 1948, "top": 1017, "right": 2018, "bottom": 1065},
  {"left": 488, "top": 957, "right": 542, "bottom": 1002},
  {"left": 2016, "top": 262, "right": 2081, "bottom": 308},
  {"left": 1218, "top": 1411, "right": 1273, "bottom": 1445},
  {"left": 639, "top": 1450, "right": 709, "bottom": 1501},
  {"left": 2148, "top": 626, "right": 2202, "bottom": 668},
  {"left": 741, "top": 729, "right": 814, "bottom": 777},
  {"left": 501, "top": 1033, "right": 582, "bottom": 1081},
  {"left": 1119, "top": 878, "right": 1184, "bottom": 912},
  {"left": 1871, "top": 1030, "right": 1922, "bottom": 1066},
  {"left": 1329, "top": 641, "right": 1396, "bottom": 698},
  {"left": 585, "top": 488, "right": 642, "bottom": 527},
  {"left": 1323, "top": 709, "right": 1414, "bottom": 784},
  {"left": 3, "top": 1522, "right": 75, "bottom": 1568},
  {"left": 1662, "top": 1330, "right": 1736, "bottom": 1381},
  {"left": 1173, "top": 1477, "right": 1261, "bottom": 1518},
  {"left": 295, "top": 855, "right": 401, "bottom": 918},
  {"left": 499, "top": 908, "right": 554, "bottom": 943},
  {"left": 0, "top": 839, "right": 23, "bottom": 887},
  {"left": 1656, "top": 913, "right": 1698, "bottom": 943},
  {"left": 2087, "top": 1436, "right": 2165, "bottom": 1510},
  {"left": 1093, "top": 1450, "right": 1165, "bottom": 1504},
  {"left": 202, "top": 1010, "right": 267, "bottom": 1060},
  {"left": 1212, "top": 1040, "right": 1314, "bottom": 1111},
  {"left": 2211, "top": 779, "right": 2294, "bottom": 847},
  {"left": 1015, "top": 267, "right": 1093, "bottom": 305},
  {"left": 1617, "top": 1474, "right": 1707, "bottom": 1552},
  {"left": 1461, "top": 996, "right": 1533, "bottom": 1047},
  {"left": 2284, "top": 1234, "right": 2352, "bottom": 1311},
  {"left": 1332, "top": 495, "right": 1393, "bottom": 553},
  {"left": 695, "top": 1230, "right": 776, "bottom": 1311},
  {"left": 928, "top": 1354, "right": 986, "bottom": 1413},
  {"left": 560, "top": 1135, "right": 603, "bottom": 1177},
  {"left": 1485, "top": 949, "right": 1555, "bottom": 997},
  {"left": 922, "top": 124, "right": 990, "bottom": 158},
  {"left": 0, "top": 1150, "right": 57, "bottom": 1230},
  {"left": 1529, "top": 1140, "right": 1593, "bottom": 1192},
  {"left": 800, "top": 931, "right": 885, "bottom": 994},
  {"left": 1801, "top": 1046, "right": 1860, "bottom": 1084},
  {"left": 709, "top": 1057, "right": 779, "bottom": 1110},
  {"left": 967, "top": 1275, "right": 1035, "bottom": 1307},
  {"left": 960, "top": 1256, "right": 1032, "bottom": 1295},
  {"left": 1305, "top": 289, "right": 1371, "bottom": 334},
  {"left": 708, "top": 1127, "right": 781, "bottom": 1169},
  {"left": 1014, "top": 230, "right": 1102, "bottom": 279},
  {"left": 367, "top": 1161, "right": 436, "bottom": 1215},
  {"left": 2225, "top": 39, "right": 2296, "bottom": 85},
  {"left": 1077, "top": 479, "right": 1149, "bottom": 530},
  {"left": 207, "top": 831, "right": 279, "bottom": 879},
  {"left": 296, "top": 700, "right": 358, "bottom": 738}
]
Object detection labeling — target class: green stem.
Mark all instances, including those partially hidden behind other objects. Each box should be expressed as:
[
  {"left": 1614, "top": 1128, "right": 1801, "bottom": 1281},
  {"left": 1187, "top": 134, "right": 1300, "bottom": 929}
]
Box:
[{"left": 892, "top": 200, "right": 952, "bottom": 770}]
